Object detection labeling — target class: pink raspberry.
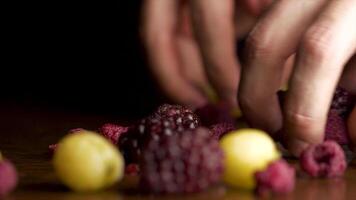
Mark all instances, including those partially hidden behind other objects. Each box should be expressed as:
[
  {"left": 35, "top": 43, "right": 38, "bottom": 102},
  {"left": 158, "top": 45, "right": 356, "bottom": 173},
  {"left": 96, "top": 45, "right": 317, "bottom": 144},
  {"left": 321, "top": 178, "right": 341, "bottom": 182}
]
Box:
[
  {"left": 125, "top": 163, "right": 140, "bottom": 175},
  {"left": 99, "top": 123, "right": 129, "bottom": 145},
  {"left": 300, "top": 141, "right": 346, "bottom": 178},
  {"left": 209, "top": 122, "right": 236, "bottom": 140},
  {"left": 0, "top": 160, "right": 18, "bottom": 197},
  {"left": 255, "top": 160, "right": 295, "bottom": 196}
]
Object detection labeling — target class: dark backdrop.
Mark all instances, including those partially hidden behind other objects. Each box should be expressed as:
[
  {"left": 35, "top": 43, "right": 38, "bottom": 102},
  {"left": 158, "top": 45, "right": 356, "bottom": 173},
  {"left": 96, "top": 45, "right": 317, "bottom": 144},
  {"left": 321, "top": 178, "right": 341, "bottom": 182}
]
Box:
[{"left": 2, "top": 1, "right": 162, "bottom": 119}]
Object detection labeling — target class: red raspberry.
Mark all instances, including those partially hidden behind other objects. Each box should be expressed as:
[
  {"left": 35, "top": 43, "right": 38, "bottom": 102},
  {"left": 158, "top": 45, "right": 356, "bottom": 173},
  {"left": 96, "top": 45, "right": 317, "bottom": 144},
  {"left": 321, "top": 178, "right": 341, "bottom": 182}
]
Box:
[
  {"left": 300, "top": 141, "right": 346, "bottom": 178},
  {"left": 255, "top": 160, "right": 295, "bottom": 196},
  {"left": 125, "top": 163, "right": 140, "bottom": 175},
  {"left": 0, "top": 160, "right": 18, "bottom": 197},
  {"left": 99, "top": 123, "right": 129, "bottom": 145},
  {"left": 209, "top": 122, "right": 236, "bottom": 140}
]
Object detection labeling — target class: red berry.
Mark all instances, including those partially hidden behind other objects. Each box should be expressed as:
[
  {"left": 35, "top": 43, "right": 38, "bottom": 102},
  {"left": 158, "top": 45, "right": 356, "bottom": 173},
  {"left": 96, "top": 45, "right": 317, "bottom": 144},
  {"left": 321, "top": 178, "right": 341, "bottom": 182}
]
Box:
[
  {"left": 99, "top": 123, "right": 129, "bottom": 145},
  {"left": 300, "top": 141, "right": 346, "bottom": 178},
  {"left": 0, "top": 160, "right": 18, "bottom": 197},
  {"left": 209, "top": 122, "right": 236, "bottom": 140},
  {"left": 125, "top": 164, "right": 140, "bottom": 175},
  {"left": 255, "top": 160, "right": 295, "bottom": 196}
]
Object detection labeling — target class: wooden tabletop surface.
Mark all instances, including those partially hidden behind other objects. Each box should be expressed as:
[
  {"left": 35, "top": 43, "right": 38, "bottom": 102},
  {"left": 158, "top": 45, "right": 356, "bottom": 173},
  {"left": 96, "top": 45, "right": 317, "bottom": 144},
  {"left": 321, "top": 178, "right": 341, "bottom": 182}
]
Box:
[{"left": 1, "top": 103, "right": 356, "bottom": 200}]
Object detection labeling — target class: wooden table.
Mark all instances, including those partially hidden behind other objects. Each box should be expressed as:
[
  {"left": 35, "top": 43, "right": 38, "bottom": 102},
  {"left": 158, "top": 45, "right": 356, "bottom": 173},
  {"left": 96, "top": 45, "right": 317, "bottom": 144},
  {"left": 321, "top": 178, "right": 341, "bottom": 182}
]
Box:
[{"left": 1, "top": 103, "right": 356, "bottom": 200}]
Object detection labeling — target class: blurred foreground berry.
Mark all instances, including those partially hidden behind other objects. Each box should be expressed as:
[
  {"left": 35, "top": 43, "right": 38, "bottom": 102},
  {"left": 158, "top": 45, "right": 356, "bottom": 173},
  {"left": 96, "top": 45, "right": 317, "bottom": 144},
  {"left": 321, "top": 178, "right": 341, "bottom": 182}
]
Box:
[
  {"left": 255, "top": 160, "right": 295, "bottom": 196},
  {"left": 140, "top": 127, "right": 224, "bottom": 194}
]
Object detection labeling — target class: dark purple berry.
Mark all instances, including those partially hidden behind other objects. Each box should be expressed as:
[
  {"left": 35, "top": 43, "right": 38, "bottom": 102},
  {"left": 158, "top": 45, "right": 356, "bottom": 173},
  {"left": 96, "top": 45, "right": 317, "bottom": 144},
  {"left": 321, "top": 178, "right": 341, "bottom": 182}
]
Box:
[
  {"left": 325, "top": 110, "right": 349, "bottom": 145},
  {"left": 140, "top": 127, "right": 224, "bottom": 194},
  {"left": 255, "top": 160, "right": 295, "bottom": 196},
  {"left": 195, "top": 102, "right": 235, "bottom": 127},
  {"left": 118, "top": 104, "right": 200, "bottom": 164},
  {"left": 331, "top": 87, "right": 355, "bottom": 118},
  {"left": 300, "top": 141, "right": 346, "bottom": 178}
]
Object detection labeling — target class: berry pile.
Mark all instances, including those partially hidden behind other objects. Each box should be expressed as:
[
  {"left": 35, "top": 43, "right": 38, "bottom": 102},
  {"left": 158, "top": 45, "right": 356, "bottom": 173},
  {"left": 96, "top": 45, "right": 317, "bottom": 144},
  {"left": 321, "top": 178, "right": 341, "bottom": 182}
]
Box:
[{"left": 140, "top": 127, "right": 224, "bottom": 194}]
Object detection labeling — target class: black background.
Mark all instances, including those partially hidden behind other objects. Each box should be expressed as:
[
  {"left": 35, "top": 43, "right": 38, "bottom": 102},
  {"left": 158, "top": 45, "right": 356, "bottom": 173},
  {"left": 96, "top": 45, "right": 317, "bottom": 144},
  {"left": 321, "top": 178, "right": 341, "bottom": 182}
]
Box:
[{"left": 2, "top": 1, "right": 162, "bottom": 119}]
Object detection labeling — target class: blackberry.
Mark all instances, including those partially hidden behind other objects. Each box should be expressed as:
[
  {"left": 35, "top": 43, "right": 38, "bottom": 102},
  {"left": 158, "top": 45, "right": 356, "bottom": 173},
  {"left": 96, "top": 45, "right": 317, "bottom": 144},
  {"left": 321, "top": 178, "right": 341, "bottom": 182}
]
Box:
[
  {"left": 99, "top": 123, "right": 129, "bottom": 145},
  {"left": 300, "top": 141, "right": 346, "bottom": 178},
  {"left": 255, "top": 160, "right": 295, "bottom": 196},
  {"left": 325, "top": 110, "right": 349, "bottom": 145},
  {"left": 331, "top": 87, "right": 355, "bottom": 118},
  {"left": 140, "top": 127, "right": 224, "bottom": 194},
  {"left": 195, "top": 102, "right": 235, "bottom": 127},
  {"left": 118, "top": 104, "right": 200, "bottom": 164}
]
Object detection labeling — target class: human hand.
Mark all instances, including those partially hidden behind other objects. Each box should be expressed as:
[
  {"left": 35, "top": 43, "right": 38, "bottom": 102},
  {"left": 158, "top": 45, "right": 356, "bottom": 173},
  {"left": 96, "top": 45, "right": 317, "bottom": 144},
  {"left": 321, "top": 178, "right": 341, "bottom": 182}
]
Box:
[
  {"left": 238, "top": 0, "right": 356, "bottom": 156},
  {"left": 141, "top": 0, "right": 273, "bottom": 108}
]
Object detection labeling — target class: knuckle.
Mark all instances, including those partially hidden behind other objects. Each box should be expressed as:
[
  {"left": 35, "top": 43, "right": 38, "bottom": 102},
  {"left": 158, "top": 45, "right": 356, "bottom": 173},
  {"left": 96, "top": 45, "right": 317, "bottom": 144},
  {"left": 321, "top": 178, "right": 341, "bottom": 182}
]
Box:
[
  {"left": 301, "top": 25, "right": 334, "bottom": 61},
  {"left": 285, "top": 110, "right": 324, "bottom": 143},
  {"left": 238, "top": 88, "right": 263, "bottom": 112},
  {"left": 245, "top": 25, "right": 275, "bottom": 59}
]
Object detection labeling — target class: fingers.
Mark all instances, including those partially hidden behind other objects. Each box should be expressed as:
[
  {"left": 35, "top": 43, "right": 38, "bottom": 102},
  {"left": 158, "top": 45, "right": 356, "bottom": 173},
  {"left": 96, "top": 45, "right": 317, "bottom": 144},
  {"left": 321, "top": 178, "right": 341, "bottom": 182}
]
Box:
[
  {"left": 189, "top": 0, "right": 240, "bottom": 107},
  {"left": 285, "top": 0, "right": 356, "bottom": 156},
  {"left": 176, "top": 4, "right": 211, "bottom": 99},
  {"left": 142, "top": 0, "right": 207, "bottom": 107},
  {"left": 240, "top": 0, "right": 327, "bottom": 134},
  {"left": 237, "top": 0, "right": 274, "bottom": 16},
  {"left": 349, "top": 106, "right": 356, "bottom": 149}
]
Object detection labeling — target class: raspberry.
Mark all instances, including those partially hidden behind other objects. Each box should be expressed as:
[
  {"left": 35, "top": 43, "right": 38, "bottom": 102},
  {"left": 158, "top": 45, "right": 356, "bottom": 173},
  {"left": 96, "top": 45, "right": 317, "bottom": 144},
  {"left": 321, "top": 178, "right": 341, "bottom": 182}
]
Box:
[
  {"left": 48, "top": 128, "right": 84, "bottom": 153},
  {"left": 300, "top": 141, "right": 346, "bottom": 178},
  {"left": 140, "top": 127, "right": 224, "bottom": 194},
  {"left": 209, "top": 122, "right": 236, "bottom": 140},
  {"left": 331, "top": 87, "right": 355, "bottom": 118},
  {"left": 195, "top": 102, "right": 235, "bottom": 127},
  {"left": 0, "top": 160, "right": 18, "bottom": 197},
  {"left": 99, "top": 123, "right": 129, "bottom": 145},
  {"left": 325, "top": 110, "right": 349, "bottom": 145},
  {"left": 255, "top": 160, "right": 295, "bottom": 196},
  {"left": 125, "top": 163, "right": 140, "bottom": 175},
  {"left": 118, "top": 104, "right": 200, "bottom": 164}
]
